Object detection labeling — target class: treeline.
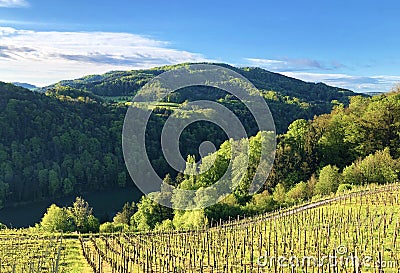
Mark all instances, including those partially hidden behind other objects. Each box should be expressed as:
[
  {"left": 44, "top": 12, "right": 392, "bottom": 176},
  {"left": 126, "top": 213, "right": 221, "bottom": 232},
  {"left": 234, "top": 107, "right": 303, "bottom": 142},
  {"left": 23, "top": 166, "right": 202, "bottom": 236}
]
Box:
[
  {"left": 101, "top": 88, "right": 400, "bottom": 232},
  {"left": 39, "top": 197, "right": 100, "bottom": 233},
  {"left": 270, "top": 88, "right": 400, "bottom": 189},
  {"left": 40, "top": 70, "right": 160, "bottom": 97}
]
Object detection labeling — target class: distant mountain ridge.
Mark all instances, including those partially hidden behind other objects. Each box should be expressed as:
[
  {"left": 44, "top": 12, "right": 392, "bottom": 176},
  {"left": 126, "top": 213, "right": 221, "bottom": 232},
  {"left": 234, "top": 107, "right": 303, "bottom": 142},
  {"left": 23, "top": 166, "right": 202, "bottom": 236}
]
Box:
[
  {"left": 12, "top": 82, "right": 37, "bottom": 90},
  {"left": 39, "top": 63, "right": 354, "bottom": 103},
  {"left": 362, "top": 91, "right": 385, "bottom": 96}
]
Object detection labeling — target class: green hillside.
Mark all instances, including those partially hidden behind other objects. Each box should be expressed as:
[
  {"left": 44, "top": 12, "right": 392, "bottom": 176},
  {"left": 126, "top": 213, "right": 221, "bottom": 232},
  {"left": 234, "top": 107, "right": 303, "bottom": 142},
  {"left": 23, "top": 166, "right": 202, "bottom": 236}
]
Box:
[
  {"left": 40, "top": 63, "right": 356, "bottom": 133},
  {"left": 39, "top": 63, "right": 354, "bottom": 101},
  {"left": 0, "top": 63, "right": 359, "bottom": 211},
  {"left": 0, "top": 82, "right": 128, "bottom": 208}
]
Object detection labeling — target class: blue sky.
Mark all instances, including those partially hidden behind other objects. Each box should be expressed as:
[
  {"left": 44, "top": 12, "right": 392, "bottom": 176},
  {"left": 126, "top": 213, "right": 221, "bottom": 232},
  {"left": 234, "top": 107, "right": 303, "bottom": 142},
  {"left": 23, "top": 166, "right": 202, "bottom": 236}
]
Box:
[{"left": 0, "top": 0, "right": 399, "bottom": 92}]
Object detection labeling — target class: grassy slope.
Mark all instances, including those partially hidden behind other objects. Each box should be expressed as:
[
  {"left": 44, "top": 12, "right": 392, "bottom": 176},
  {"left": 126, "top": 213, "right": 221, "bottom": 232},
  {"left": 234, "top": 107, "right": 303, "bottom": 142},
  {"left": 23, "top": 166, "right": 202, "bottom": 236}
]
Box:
[{"left": 63, "top": 238, "right": 93, "bottom": 273}]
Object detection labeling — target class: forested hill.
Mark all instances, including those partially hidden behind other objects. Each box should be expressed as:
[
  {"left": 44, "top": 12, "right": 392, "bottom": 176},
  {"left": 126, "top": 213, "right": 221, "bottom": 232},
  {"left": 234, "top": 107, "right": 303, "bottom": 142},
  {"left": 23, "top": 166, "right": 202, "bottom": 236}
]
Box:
[
  {"left": 39, "top": 63, "right": 357, "bottom": 133},
  {"left": 0, "top": 64, "right": 358, "bottom": 209},
  {"left": 0, "top": 82, "right": 129, "bottom": 208},
  {"left": 40, "top": 63, "right": 354, "bottom": 103}
]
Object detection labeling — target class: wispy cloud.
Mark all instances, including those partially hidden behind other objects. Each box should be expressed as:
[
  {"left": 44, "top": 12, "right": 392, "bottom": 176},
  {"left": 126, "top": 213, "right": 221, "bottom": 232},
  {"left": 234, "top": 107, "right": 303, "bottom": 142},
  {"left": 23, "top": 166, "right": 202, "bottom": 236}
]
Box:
[
  {"left": 0, "top": 27, "right": 208, "bottom": 86},
  {"left": 0, "top": 19, "right": 48, "bottom": 26},
  {"left": 282, "top": 72, "right": 400, "bottom": 93},
  {"left": 246, "top": 57, "right": 344, "bottom": 72},
  {"left": 244, "top": 57, "right": 399, "bottom": 93},
  {"left": 0, "top": 0, "right": 29, "bottom": 8}
]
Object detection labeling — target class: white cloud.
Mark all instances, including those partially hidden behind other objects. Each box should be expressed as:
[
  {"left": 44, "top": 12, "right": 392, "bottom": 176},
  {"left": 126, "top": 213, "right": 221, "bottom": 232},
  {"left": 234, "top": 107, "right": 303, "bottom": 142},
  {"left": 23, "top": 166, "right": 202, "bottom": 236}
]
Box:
[
  {"left": 245, "top": 57, "right": 342, "bottom": 72},
  {"left": 0, "top": 0, "right": 29, "bottom": 8},
  {"left": 0, "top": 27, "right": 208, "bottom": 86},
  {"left": 282, "top": 72, "right": 400, "bottom": 93},
  {"left": 244, "top": 57, "right": 399, "bottom": 93}
]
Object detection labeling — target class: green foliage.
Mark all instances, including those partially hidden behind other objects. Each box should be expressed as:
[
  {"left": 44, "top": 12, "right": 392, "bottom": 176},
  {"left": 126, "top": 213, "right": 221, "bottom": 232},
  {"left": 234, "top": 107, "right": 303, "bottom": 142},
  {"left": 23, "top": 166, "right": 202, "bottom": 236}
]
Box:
[
  {"left": 39, "top": 64, "right": 356, "bottom": 135},
  {"left": 154, "top": 219, "right": 175, "bottom": 232},
  {"left": 113, "top": 202, "right": 136, "bottom": 225},
  {"left": 272, "top": 183, "right": 286, "bottom": 205},
  {"left": 285, "top": 119, "right": 309, "bottom": 144},
  {"left": 0, "top": 82, "right": 131, "bottom": 205},
  {"left": 342, "top": 148, "right": 398, "bottom": 185},
  {"left": 171, "top": 188, "right": 195, "bottom": 210},
  {"left": 39, "top": 197, "right": 99, "bottom": 233},
  {"left": 342, "top": 93, "right": 400, "bottom": 158},
  {"left": 40, "top": 204, "right": 74, "bottom": 232},
  {"left": 342, "top": 162, "right": 364, "bottom": 185},
  {"left": 337, "top": 183, "right": 353, "bottom": 193},
  {"left": 99, "top": 222, "right": 126, "bottom": 233},
  {"left": 358, "top": 149, "right": 398, "bottom": 184},
  {"left": 305, "top": 174, "right": 318, "bottom": 198},
  {"left": 70, "top": 197, "right": 93, "bottom": 232},
  {"left": 244, "top": 190, "right": 276, "bottom": 215},
  {"left": 194, "top": 187, "right": 219, "bottom": 208},
  {"left": 315, "top": 165, "right": 341, "bottom": 195},
  {"left": 316, "top": 112, "right": 355, "bottom": 168},
  {"left": 0, "top": 179, "right": 9, "bottom": 209},
  {"left": 130, "top": 196, "right": 172, "bottom": 231},
  {"left": 86, "top": 215, "right": 100, "bottom": 233},
  {"left": 205, "top": 194, "right": 243, "bottom": 221},
  {"left": 48, "top": 169, "right": 61, "bottom": 196},
  {"left": 62, "top": 178, "right": 74, "bottom": 195},
  {"left": 286, "top": 181, "right": 308, "bottom": 204},
  {"left": 269, "top": 91, "right": 400, "bottom": 199},
  {"left": 117, "top": 172, "right": 127, "bottom": 187},
  {"left": 172, "top": 210, "right": 208, "bottom": 230}
]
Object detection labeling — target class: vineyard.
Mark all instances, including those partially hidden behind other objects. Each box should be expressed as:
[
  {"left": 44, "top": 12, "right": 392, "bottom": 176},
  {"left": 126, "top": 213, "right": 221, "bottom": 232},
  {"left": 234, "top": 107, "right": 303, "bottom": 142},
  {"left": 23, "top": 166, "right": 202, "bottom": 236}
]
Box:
[
  {"left": 0, "top": 184, "right": 399, "bottom": 272},
  {"left": 77, "top": 184, "right": 400, "bottom": 273},
  {"left": 0, "top": 232, "right": 64, "bottom": 273}
]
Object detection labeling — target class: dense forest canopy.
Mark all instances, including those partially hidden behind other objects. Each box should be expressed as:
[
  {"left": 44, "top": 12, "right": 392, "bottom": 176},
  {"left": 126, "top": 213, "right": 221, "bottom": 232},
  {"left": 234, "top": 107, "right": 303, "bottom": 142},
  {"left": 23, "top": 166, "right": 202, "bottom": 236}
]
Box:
[
  {"left": 40, "top": 63, "right": 356, "bottom": 133},
  {"left": 39, "top": 63, "right": 354, "bottom": 101},
  {"left": 0, "top": 64, "right": 360, "bottom": 210}
]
